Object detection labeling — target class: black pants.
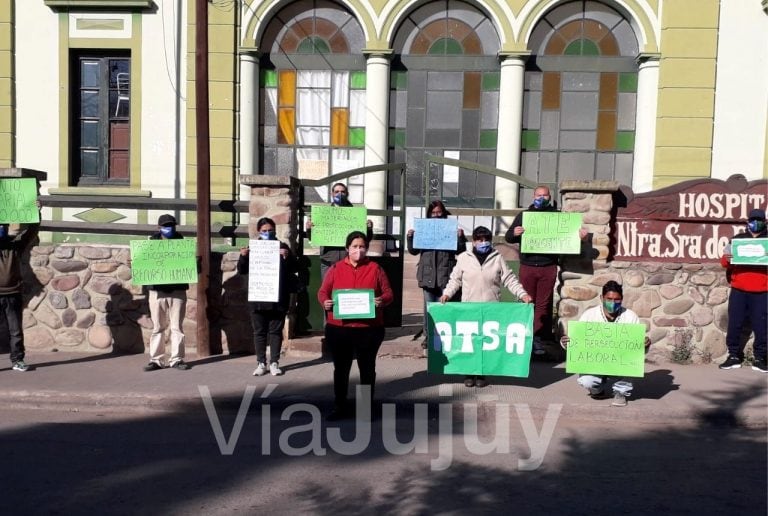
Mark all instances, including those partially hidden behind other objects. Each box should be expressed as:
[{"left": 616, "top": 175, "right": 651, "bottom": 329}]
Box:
[
  {"left": 726, "top": 288, "right": 767, "bottom": 359},
  {"left": 325, "top": 324, "right": 385, "bottom": 407},
  {"left": 249, "top": 309, "right": 286, "bottom": 364},
  {"left": 0, "top": 294, "right": 24, "bottom": 364}
]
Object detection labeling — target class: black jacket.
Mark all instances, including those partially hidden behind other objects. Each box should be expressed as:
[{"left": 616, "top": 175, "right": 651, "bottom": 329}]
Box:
[
  {"left": 237, "top": 241, "right": 298, "bottom": 312},
  {"left": 147, "top": 231, "right": 189, "bottom": 293},
  {"left": 504, "top": 204, "right": 560, "bottom": 267},
  {"left": 0, "top": 225, "right": 39, "bottom": 295},
  {"left": 407, "top": 233, "right": 466, "bottom": 290}
]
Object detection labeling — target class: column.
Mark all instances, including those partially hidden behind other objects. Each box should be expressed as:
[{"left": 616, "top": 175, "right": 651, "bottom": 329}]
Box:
[
  {"left": 494, "top": 53, "right": 527, "bottom": 230},
  {"left": 632, "top": 54, "right": 660, "bottom": 193},
  {"left": 239, "top": 51, "right": 260, "bottom": 218},
  {"left": 363, "top": 51, "right": 391, "bottom": 242}
]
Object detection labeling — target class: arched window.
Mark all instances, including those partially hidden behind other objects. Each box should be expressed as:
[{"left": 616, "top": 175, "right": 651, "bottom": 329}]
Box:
[
  {"left": 259, "top": 1, "right": 366, "bottom": 203},
  {"left": 521, "top": 0, "right": 640, "bottom": 203}
]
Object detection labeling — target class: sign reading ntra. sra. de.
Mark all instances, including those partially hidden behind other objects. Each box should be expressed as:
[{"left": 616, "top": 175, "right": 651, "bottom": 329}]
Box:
[{"left": 427, "top": 302, "right": 533, "bottom": 378}]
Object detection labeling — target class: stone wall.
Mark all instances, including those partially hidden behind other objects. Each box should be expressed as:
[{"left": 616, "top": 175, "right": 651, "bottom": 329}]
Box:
[{"left": 556, "top": 181, "right": 733, "bottom": 363}]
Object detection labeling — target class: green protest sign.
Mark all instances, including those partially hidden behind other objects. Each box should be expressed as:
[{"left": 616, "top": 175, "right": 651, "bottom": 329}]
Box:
[
  {"left": 0, "top": 178, "right": 39, "bottom": 223},
  {"left": 521, "top": 211, "right": 582, "bottom": 254},
  {"left": 309, "top": 205, "right": 367, "bottom": 247},
  {"left": 332, "top": 289, "right": 375, "bottom": 319},
  {"left": 129, "top": 238, "right": 198, "bottom": 286},
  {"left": 731, "top": 238, "right": 768, "bottom": 266},
  {"left": 427, "top": 302, "right": 533, "bottom": 377},
  {"left": 565, "top": 321, "right": 646, "bottom": 377}
]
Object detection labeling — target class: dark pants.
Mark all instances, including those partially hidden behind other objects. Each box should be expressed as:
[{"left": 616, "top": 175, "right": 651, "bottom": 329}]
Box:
[
  {"left": 325, "top": 324, "right": 385, "bottom": 407},
  {"left": 0, "top": 294, "right": 24, "bottom": 364},
  {"left": 519, "top": 263, "right": 558, "bottom": 340},
  {"left": 726, "top": 288, "right": 767, "bottom": 359},
  {"left": 422, "top": 287, "right": 442, "bottom": 335},
  {"left": 249, "top": 309, "right": 286, "bottom": 364}
]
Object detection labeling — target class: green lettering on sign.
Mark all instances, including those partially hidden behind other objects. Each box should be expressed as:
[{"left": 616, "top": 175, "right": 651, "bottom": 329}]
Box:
[
  {"left": 129, "top": 238, "right": 198, "bottom": 286},
  {"left": 309, "top": 205, "right": 367, "bottom": 247},
  {"left": 0, "top": 178, "right": 39, "bottom": 224},
  {"left": 521, "top": 211, "right": 582, "bottom": 254},
  {"left": 731, "top": 238, "right": 768, "bottom": 265},
  {"left": 427, "top": 302, "right": 534, "bottom": 377},
  {"left": 565, "top": 321, "right": 646, "bottom": 377}
]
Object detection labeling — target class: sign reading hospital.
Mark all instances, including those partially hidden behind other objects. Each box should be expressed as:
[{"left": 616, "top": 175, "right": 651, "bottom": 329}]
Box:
[
  {"left": 615, "top": 174, "right": 767, "bottom": 263},
  {"left": 427, "top": 302, "right": 533, "bottom": 377}
]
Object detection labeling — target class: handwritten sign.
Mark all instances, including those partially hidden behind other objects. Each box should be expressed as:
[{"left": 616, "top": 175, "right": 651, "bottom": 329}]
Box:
[
  {"left": 0, "top": 178, "right": 39, "bottom": 223},
  {"left": 427, "top": 302, "right": 534, "bottom": 377},
  {"left": 309, "top": 205, "right": 367, "bottom": 247},
  {"left": 333, "top": 289, "right": 375, "bottom": 319},
  {"left": 130, "top": 238, "right": 197, "bottom": 286},
  {"left": 565, "top": 321, "right": 646, "bottom": 377},
  {"left": 731, "top": 238, "right": 768, "bottom": 266},
  {"left": 413, "top": 218, "right": 459, "bottom": 251},
  {"left": 521, "top": 211, "right": 582, "bottom": 254},
  {"left": 248, "top": 239, "right": 281, "bottom": 302}
]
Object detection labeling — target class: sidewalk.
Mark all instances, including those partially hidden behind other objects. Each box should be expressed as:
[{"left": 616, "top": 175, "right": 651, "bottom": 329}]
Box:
[{"left": 0, "top": 350, "right": 765, "bottom": 426}]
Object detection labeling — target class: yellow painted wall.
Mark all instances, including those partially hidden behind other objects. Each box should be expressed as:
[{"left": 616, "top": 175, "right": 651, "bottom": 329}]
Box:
[
  {"left": 0, "top": 1, "right": 13, "bottom": 167},
  {"left": 654, "top": 0, "right": 720, "bottom": 187},
  {"left": 186, "top": 2, "right": 238, "bottom": 204}
]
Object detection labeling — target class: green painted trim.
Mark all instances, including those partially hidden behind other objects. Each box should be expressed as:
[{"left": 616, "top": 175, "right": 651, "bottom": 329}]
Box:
[
  {"left": 45, "top": 0, "right": 154, "bottom": 7},
  {"left": 0, "top": 0, "right": 14, "bottom": 167}
]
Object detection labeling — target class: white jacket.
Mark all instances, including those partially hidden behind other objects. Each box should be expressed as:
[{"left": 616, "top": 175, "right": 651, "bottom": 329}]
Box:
[
  {"left": 442, "top": 249, "right": 529, "bottom": 302},
  {"left": 578, "top": 305, "right": 640, "bottom": 324}
]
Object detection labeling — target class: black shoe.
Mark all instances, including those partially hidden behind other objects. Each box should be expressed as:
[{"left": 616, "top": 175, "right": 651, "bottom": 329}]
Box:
[
  {"left": 589, "top": 390, "right": 611, "bottom": 400},
  {"left": 752, "top": 358, "right": 768, "bottom": 373},
  {"left": 475, "top": 376, "right": 489, "bottom": 388},
  {"left": 420, "top": 338, "right": 428, "bottom": 350},
  {"left": 143, "top": 362, "right": 163, "bottom": 372},
  {"left": 719, "top": 355, "right": 743, "bottom": 370},
  {"left": 171, "top": 361, "right": 190, "bottom": 370},
  {"left": 464, "top": 376, "right": 476, "bottom": 387}
]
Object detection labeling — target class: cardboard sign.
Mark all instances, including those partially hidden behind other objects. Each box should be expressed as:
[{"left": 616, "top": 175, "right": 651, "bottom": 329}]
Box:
[
  {"left": 427, "top": 302, "right": 534, "bottom": 377},
  {"left": 731, "top": 238, "right": 768, "bottom": 266},
  {"left": 130, "top": 238, "right": 197, "bottom": 286},
  {"left": 333, "top": 289, "right": 375, "bottom": 319},
  {"left": 412, "top": 218, "right": 459, "bottom": 251},
  {"left": 309, "top": 205, "right": 367, "bottom": 247},
  {"left": 248, "top": 239, "right": 281, "bottom": 302},
  {"left": 0, "top": 178, "right": 39, "bottom": 223},
  {"left": 565, "top": 321, "right": 646, "bottom": 378},
  {"left": 521, "top": 211, "right": 582, "bottom": 254}
]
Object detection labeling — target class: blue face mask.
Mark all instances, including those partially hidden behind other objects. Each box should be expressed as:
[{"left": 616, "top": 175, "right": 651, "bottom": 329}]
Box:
[
  {"left": 603, "top": 299, "right": 622, "bottom": 314},
  {"left": 0, "top": 226, "right": 6, "bottom": 239},
  {"left": 475, "top": 241, "right": 492, "bottom": 254},
  {"left": 533, "top": 197, "right": 550, "bottom": 209},
  {"left": 259, "top": 230, "right": 276, "bottom": 240},
  {"left": 748, "top": 220, "right": 765, "bottom": 233},
  {"left": 159, "top": 226, "right": 175, "bottom": 238},
  {"left": 332, "top": 192, "right": 347, "bottom": 205}
]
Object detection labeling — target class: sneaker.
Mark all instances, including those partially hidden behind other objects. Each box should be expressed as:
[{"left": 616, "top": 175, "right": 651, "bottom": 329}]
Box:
[
  {"left": 464, "top": 376, "right": 476, "bottom": 387},
  {"left": 269, "top": 362, "right": 283, "bottom": 376},
  {"left": 12, "top": 360, "right": 29, "bottom": 372},
  {"left": 719, "top": 355, "right": 743, "bottom": 370},
  {"left": 171, "top": 360, "right": 190, "bottom": 370},
  {"left": 475, "top": 376, "right": 489, "bottom": 388},
  {"left": 611, "top": 393, "right": 628, "bottom": 407},
  {"left": 589, "top": 389, "right": 610, "bottom": 400},
  {"left": 143, "top": 362, "right": 163, "bottom": 372},
  {"left": 253, "top": 362, "right": 267, "bottom": 376},
  {"left": 752, "top": 358, "right": 768, "bottom": 373}
]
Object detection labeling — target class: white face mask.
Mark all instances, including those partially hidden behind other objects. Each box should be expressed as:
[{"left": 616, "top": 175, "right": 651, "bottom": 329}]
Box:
[{"left": 348, "top": 248, "right": 367, "bottom": 261}]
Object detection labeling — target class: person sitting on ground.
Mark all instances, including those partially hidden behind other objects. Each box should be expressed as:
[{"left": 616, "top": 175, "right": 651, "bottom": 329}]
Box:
[
  {"left": 440, "top": 225, "right": 532, "bottom": 388},
  {"left": 560, "top": 280, "right": 651, "bottom": 407}
]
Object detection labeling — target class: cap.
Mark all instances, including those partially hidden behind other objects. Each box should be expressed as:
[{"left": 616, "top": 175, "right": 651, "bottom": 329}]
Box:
[
  {"left": 157, "top": 214, "right": 177, "bottom": 226},
  {"left": 748, "top": 208, "right": 766, "bottom": 220}
]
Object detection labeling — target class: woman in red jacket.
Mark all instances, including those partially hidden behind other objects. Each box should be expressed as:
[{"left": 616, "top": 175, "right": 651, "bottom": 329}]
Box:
[{"left": 318, "top": 231, "right": 394, "bottom": 420}]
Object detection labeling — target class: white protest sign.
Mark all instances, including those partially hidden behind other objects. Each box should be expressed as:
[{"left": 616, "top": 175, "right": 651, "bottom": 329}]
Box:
[{"left": 248, "top": 239, "right": 281, "bottom": 302}]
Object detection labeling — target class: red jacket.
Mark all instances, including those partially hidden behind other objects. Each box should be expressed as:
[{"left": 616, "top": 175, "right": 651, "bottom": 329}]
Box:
[
  {"left": 318, "top": 257, "right": 394, "bottom": 327},
  {"left": 720, "top": 230, "right": 768, "bottom": 293}
]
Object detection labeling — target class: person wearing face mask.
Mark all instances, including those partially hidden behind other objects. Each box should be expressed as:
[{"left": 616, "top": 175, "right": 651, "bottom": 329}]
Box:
[
  {"left": 144, "top": 214, "right": 190, "bottom": 371},
  {"left": 238, "top": 217, "right": 298, "bottom": 377},
  {"left": 318, "top": 231, "right": 394, "bottom": 420},
  {"left": 505, "top": 185, "right": 588, "bottom": 357},
  {"left": 718, "top": 208, "right": 768, "bottom": 373},
  {"left": 407, "top": 200, "right": 467, "bottom": 347},
  {"left": 560, "top": 281, "right": 651, "bottom": 406},
  {"left": 304, "top": 183, "right": 373, "bottom": 280},
  {"left": 0, "top": 200, "right": 42, "bottom": 373},
  {"left": 439, "top": 226, "right": 532, "bottom": 388}
]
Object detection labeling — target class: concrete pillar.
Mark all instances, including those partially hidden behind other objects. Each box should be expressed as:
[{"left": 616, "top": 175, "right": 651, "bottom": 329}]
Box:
[
  {"left": 632, "top": 54, "right": 660, "bottom": 193},
  {"left": 238, "top": 51, "right": 260, "bottom": 223},
  {"left": 495, "top": 53, "right": 527, "bottom": 230},
  {"left": 363, "top": 52, "right": 391, "bottom": 243}
]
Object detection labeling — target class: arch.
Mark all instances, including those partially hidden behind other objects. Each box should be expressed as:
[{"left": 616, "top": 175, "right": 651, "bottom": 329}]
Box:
[{"left": 518, "top": 0, "right": 659, "bottom": 53}]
